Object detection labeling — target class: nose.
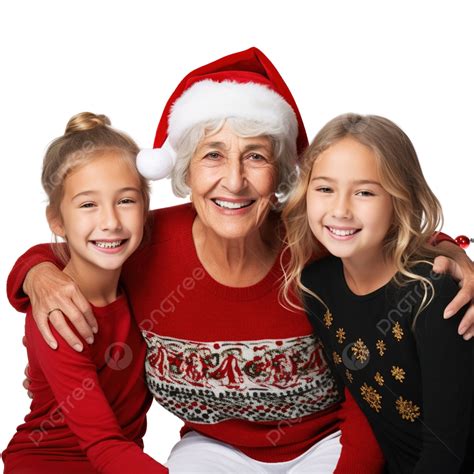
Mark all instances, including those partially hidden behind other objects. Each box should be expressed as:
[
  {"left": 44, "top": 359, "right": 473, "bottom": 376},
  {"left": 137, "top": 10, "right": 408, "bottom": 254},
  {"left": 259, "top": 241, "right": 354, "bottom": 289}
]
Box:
[
  {"left": 100, "top": 205, "right": 122, "bottom": 232},
  {"left": 222, "top": 156, "right": 246, "bottom": 194},
  {"left": 331, "top": 193, "right": 352, "bottom": 219}
]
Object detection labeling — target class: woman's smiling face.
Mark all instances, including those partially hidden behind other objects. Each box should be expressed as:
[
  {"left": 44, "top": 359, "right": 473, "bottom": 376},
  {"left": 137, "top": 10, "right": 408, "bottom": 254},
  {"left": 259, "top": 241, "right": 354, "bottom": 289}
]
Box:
[{"left": 186, "top": 122, "right": 278, "bottom": 240}]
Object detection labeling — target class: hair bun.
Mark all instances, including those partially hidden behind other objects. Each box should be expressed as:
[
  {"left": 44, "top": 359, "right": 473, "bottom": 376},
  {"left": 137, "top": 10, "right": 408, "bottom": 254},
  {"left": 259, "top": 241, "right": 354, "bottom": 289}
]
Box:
[{"left": 65, "top": 112, "right": 111, "bottom": 135}]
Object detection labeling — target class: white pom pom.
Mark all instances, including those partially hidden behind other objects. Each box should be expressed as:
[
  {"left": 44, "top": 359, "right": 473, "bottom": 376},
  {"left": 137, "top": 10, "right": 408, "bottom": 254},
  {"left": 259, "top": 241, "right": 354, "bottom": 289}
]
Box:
[{"left": 137, "top": 141, "right": 176, "bottom": 180}]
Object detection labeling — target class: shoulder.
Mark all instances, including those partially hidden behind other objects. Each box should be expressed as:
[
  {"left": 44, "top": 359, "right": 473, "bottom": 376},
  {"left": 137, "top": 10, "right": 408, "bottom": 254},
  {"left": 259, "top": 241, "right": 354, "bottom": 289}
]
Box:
[
  {"left": 147, "top": 203, "right": 195, "bottom": 245},
  {"left": 406, "top": 261, "right": 468, "bottom": 331},
  {"left": 408, "top": 260, "right": 460, "bottom": 300},
  {"left": 301, "top": 255, "right": 340, "bottom": 288}
]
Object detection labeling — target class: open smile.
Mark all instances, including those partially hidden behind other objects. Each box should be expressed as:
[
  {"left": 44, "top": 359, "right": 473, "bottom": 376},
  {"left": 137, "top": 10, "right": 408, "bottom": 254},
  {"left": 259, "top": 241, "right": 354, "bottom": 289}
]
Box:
[
  {"left": 325, "top": 226, "right": 361, "bottom": 239},
  {"left": 89, "top": 239, "right": 129, "bottom": 253},
  {"left": 211, "top": 198, "right": 256, "bottom": 210}
]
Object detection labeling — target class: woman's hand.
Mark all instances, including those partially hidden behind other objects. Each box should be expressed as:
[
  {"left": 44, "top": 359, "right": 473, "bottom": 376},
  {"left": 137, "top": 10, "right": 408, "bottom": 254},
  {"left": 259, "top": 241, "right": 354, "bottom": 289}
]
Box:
[
  {"left": 23, "top": 262, "right": 97, "bottom": 351},
  {"left": 433, "top": 243, "right": 474, "bottom": 340}
]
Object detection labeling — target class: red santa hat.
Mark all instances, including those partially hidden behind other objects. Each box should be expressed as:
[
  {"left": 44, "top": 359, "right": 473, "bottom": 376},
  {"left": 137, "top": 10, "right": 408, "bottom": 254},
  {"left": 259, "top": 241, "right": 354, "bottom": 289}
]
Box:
[{"left": 137, "top": 47, "right": 308, "bottom": 180}]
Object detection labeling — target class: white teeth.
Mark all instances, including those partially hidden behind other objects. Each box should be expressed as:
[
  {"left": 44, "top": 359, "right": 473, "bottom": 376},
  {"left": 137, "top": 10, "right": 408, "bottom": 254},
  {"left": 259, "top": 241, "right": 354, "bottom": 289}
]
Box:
[
  {"left": 94, "top": 240, "right": 123, "bottom": 249},
  {"left": 329, "top": 227, "right": 358, "bottom": 236},
  {"left": 214, "top": 199, "right": 252, "bottom": 209}
]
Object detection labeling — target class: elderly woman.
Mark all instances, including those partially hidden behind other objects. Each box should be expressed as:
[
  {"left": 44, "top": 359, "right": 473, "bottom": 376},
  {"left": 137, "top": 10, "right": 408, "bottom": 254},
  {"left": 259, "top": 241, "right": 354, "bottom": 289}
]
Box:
[{"left": 6, "top": 48, "right": 474, "bottom": 473}]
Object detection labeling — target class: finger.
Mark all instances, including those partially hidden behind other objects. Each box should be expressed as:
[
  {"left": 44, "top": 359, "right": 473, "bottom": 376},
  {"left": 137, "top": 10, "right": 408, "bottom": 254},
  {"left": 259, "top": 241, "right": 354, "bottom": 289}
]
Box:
[
  {"left": 34, "top": 311, "right": 58, "bottom": 350},
  {"left": 24, "top": 364, "right": 30, "bottom": 378},
  {"left": 443, "top": 288, "right": 472, "bottom": 318},
  {"left": 71, "top": 292, "right": 98, "bottom": 334},
  {"left": 432, "top": 255, "right": 449, "bottom": 273},
  {"left": 22, "top": 336, "right": 28, "bottom": 348},
  {"left": 433, "top": 256, "right": 463, "bottom": 281},
  {"left": 58, "top": 299, "right": 95, "bottom": 344},
  {"left": 28, "top": 391, "right": 33, "bottom": 399},
  {"left": 23, "top": 378, "right": 30, "bottom": 390},
  {"left": 458, "top": 304, "right": 474, "bottom": 336},
  {"left": 48, "top": 310, "right": 84, "bottom": 352}
]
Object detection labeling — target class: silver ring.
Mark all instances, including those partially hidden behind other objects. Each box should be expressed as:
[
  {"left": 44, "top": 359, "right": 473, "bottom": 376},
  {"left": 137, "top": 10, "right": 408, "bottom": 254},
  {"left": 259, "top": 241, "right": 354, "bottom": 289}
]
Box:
[{"left": 47, "top": 308, "right": 62, "bottom": 316}]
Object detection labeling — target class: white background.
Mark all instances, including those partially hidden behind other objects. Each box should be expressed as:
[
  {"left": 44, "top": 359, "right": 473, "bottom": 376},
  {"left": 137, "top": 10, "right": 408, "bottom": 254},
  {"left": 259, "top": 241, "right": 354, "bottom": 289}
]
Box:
[{"left": 1, "top": 0, "right": 472, "bottom": 468}]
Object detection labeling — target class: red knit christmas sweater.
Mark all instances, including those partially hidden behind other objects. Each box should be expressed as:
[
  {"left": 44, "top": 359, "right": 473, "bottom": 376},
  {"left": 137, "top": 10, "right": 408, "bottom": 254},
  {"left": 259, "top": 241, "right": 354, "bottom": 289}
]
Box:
[
  {"left": 6, "top": 204, "right": 388, "bottom": 473},
  {"left": 2, "top": 296, "right": 167, "bottom": 474}
]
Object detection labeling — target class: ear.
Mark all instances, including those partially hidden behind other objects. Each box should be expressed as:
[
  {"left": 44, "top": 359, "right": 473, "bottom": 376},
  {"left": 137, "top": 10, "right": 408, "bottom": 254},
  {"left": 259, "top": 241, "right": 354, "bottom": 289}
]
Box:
[{"left": 46, "top": 205, "right": 66, "bottom": 238}]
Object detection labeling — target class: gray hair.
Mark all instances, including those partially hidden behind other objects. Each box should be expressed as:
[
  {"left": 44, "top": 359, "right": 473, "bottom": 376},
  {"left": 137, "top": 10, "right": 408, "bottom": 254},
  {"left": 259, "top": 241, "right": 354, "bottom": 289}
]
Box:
[{"left": 170, "top": 117, "right": 297, "bottom": 204}]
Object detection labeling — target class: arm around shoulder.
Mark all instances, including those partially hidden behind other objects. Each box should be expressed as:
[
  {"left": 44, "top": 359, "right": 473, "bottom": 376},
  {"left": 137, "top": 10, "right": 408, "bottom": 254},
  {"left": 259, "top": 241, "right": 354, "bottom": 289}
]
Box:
[{"left": 7, "top": 243, "right": 62, "bottom": 312}]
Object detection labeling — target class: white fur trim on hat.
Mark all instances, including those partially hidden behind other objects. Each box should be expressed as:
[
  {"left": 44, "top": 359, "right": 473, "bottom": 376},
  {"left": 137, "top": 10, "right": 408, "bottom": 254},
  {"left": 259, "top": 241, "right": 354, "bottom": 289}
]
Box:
[
  {"left": 168, "top": 80, "right": 298, "bottom": 147},
  {"left": 137, "top": 139, "right": 176, "bottom": 180}
]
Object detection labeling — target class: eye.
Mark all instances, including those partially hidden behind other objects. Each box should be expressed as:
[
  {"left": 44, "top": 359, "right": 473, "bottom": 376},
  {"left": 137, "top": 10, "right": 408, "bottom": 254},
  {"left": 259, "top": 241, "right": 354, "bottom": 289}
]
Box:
[
  {"left": 118, "top": 198, "right": 136, "bottom": 205},
  {"left": 204, "top": 152, "right": 221, "bottom": 160},
  {"left": 355, "top": 190, "right": 375, "bottom": 197},
  {"left": 247, "top": 153, "right": 266, "bottom": 162},
  {"left": 316, "top": 186, "right": 333, "bottom": 193},
  {"left": 79, "top": 202, "right": 96, "bottom": 208}
]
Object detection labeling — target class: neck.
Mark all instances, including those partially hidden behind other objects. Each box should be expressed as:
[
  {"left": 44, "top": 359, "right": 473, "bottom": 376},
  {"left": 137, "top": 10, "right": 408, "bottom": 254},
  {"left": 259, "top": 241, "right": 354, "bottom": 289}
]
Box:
[
  {"left": 341, "top": 252, "right": 397, "bottom": 296},
  {"left": 192, "top": 214, "right": 280, "bottom": 287},
  {"left": 63, "top": 258, "right": 121, "bottom": 307}
]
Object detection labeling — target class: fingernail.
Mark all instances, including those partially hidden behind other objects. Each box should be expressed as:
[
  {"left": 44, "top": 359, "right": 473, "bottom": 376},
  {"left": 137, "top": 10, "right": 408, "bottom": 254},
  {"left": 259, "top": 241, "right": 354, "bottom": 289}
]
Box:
[
  {"left": 92, "top": 326, "right": 98, "bottom": 334},
  {"left": 73, "top": 344, "right": 83, "bottom": 352},
  {"left": 86, "top": 337, "right": 94, "bottom": 344},
  {"left": 49, "top": 340, "right": 58, "bottom": 350},
  {"left": 444, "top": 309, "right": 454, "bottom": 319},
  {"left": 463, "top": 333, "right": 471, "bottom": 341}
]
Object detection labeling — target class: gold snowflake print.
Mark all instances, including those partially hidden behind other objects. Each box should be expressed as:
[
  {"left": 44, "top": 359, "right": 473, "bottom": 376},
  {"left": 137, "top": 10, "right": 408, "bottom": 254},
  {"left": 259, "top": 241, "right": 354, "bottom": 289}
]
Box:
[
  {"left": 336, "top": 328, "right": 346, "bottom": 344},
  {"left": 351, "top": 338, "right": 370, "bottom": 363},
  {"left": 323, "top": 310, "right": 333, "bottom": 328},
  {"left": 391, "top": 366, "right": 406, "bottom": 383},
  {"left": 345, "top": 369, "right": 353, "bottom": 383},
  {"left": 374, "top": 372, "right": 384, "bottom": 386},
  {"left": 360, "top": 383, "right": 382, "bottom": 413},
  {"left": 332, "top": 351, "right": 342, "bottom": 365},
  {"left": 392, "top": 322, "right": 404, "bottom": 341},
  {"left": 396, "top": 396, "right": 420, "bottom": 422},
  {"left": 376, "top": 339, "right": 386, "bottom": 356}
]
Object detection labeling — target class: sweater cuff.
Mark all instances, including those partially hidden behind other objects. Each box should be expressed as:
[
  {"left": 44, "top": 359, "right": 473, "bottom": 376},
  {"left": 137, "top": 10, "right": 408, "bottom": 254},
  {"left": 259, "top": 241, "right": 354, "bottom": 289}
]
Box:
[{"left": 430, "top": 231, "right": 456, "bottom": 246}]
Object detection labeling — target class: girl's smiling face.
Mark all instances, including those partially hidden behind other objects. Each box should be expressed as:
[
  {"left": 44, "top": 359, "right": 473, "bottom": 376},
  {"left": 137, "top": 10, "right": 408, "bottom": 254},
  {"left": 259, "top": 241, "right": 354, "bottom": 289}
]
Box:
[
  {"left": 306, "top": 137, "right": 394, "bottom": 264},
  {"left": 49, "top": 150, "right": 145, "bottom": 274}
]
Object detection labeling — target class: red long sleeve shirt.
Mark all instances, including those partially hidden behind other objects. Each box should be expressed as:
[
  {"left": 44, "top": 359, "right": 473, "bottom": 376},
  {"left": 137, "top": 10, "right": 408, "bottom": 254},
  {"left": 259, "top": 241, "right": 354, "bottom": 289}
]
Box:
[
  {"left": 5, "top": 204, "right": 387, "bottom": 473},
  {"left": 2, "top": 296, "right": 167, "bottom": 474}
]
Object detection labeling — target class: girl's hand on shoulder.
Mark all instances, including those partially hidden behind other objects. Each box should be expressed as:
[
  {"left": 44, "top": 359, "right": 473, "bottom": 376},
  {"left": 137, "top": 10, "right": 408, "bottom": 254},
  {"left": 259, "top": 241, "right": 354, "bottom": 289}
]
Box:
[
  {"left": 24, "top": 262, "right": 98, "bottom": 351},
  {"left": 433, "top": 250, "right": 474, "bottom": 340}
]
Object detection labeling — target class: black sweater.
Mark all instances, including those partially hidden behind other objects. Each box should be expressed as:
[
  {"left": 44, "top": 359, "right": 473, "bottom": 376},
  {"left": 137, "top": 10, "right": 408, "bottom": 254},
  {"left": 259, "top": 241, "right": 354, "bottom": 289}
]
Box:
[{"left": 302, "top": 256, "right": 473, "bottom": 474}]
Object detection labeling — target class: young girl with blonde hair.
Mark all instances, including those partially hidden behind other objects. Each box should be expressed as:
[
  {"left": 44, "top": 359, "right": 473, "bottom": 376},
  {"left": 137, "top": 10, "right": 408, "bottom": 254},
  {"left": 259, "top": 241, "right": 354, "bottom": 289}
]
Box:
[
  {"left": 2, "top": 113, "right": 166, "bottom": 473},
  {"left": 283, "top": 113, "right": 473, "bottom": 473}
]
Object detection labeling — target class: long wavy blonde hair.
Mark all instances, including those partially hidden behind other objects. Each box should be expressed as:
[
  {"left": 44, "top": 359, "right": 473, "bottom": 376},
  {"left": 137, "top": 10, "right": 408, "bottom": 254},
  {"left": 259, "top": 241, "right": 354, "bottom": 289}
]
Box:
[{"left": 281, "top": 113, "right": 444, "bottom": 321}]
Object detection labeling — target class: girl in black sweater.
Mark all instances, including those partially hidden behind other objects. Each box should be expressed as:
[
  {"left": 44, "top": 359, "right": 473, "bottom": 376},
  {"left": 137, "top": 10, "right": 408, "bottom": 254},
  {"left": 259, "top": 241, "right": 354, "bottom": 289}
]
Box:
[{"left": 282, "top": 113, "right": 473, "bottom": 473}]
